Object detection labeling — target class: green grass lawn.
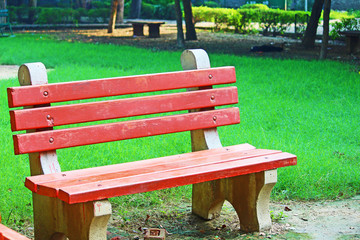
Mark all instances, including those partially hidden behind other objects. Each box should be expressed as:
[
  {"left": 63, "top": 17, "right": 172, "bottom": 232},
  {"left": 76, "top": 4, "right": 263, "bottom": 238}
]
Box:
[{"left": 0, "top": 34, "right": 359, "bottom": 227}]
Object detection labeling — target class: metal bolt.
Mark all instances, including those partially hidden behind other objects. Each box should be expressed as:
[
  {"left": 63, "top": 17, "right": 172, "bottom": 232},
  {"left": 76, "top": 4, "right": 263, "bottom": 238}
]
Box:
[
  {"left": 49, "top": 137, "right": 54, "bottom": 143},
  {"left": 209, "top": 74, "right": 213, "bottom": 79},
  {"left": 210, "top": 95, "right": 215, "bottom": 100},
  {"left": 43, "top": 91, "right": 49, "bottom": 97},
  {"left": 213, "top": 116, "right": 217, "bottom": 121},
  {"left": 46, "top": 114, "right": 51, "bottom": 119}
]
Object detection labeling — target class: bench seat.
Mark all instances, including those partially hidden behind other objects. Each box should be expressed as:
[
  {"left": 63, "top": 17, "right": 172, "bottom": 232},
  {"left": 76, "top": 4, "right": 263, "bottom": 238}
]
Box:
[
  {"left": 0, "top": 224, "right": 30, "bottom": 240},
  {"left": 25, "top": 144, "right": 296, "bottom": 204}
]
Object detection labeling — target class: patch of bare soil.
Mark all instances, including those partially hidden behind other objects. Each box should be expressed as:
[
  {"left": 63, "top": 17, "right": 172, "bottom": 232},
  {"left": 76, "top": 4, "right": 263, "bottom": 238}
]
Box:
[{"left": 106, "top": 196, "right": 360, "bottom": 240}]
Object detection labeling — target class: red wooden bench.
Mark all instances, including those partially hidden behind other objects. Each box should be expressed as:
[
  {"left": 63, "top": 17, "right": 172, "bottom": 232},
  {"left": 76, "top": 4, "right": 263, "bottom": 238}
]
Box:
[
  {"left": 7, "top": 49, "right": 297, "bottom": 240},
  {"left": 0, "top": 225, "right": 30, "bottom": 240},
  {"left": 0, "top": 214, "right": 30, "bottom": 240}
]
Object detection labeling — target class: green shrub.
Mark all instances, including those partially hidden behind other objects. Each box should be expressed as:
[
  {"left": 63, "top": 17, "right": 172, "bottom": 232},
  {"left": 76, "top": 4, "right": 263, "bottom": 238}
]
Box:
[
  {"left": 348, "top": 9, "right": 360, "bottom": 18},
  {"left": 237, "top": 8, "right": 261, "bottom": 33},
  {"left": 155, "top": 3, "right": 176, "bottom": 20},
  {"left": 35, "top": 8, "right": 62, "bottom": 24},
  {"left": 240, "top": 3, "right": 269, "bottom": 10},
  {"left": 204, "top": 1, "right": 220, "bottom": 8},
  {"left": 193, "top": 6, "right": 309, "bottom": 35},
  {"left": 328, "top": 10, "right": 355, "bottom": 20},
  {"left": 294, "top": 11, "right": 309, "bottom": 34},
  {"left": 35, "top": 8, "right": 87, "bottom": 24},
  {"left": 260, "top": 9, "right": 308, "bottom": 35},
  {"left": 7, "top": 6, "right": 18, "bottom": 23},
  {"left": 92, "top": 0, "right": 112, "bottom": 9},
  {"left": 8, "top": 6, "right": 29, "bottom": 23},
  {"left": 141, "top": 2, "right": 155, "bottom": 19},
  {"left": 140, "top": 2, "right": 175, "bottom": 19},
  {"left": 88, "top": 8, "right": 109, "bottom": 23},
  {"left": 192, "top": 6, "right": 216, "bottom": 23},
  {"left": 330, "top": 18, "right": 360, "bottom": 39},
  {"left": 192, "top": 7, "right": 242, "bottom": 32}
]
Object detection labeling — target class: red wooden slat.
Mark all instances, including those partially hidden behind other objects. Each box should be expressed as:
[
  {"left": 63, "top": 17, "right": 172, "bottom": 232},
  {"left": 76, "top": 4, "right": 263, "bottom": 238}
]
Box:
[
  {"left": 14, "top": 108, "right": 240, "bottom": 154},
  {"left": 25, "top": 143, "right": 256, "bottom": 192},
  {"left": 32, "top": 148, "right": 277, "bottom": 198},
  {"left": 0, "top": 224, "right": 30, "bottom": 240},
  {"left": 7, "top": 67, "right": 236, "bottom": 108},
  {"left": 10, "top": 87, "right": 238, "bottom": 131},
  {"left": 58, "top": 152, "right": 296, "bottom": 204}
]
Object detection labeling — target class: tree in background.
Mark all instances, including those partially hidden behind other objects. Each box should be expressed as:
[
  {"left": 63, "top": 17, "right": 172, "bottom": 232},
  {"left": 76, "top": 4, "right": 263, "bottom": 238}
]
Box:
[
  {"left": 130, "top": 0, "right": 141, "bottom": 19},
  {"left": 0, "top": 0, "right": 5, "bottom": 25},
  {"left": 174, "top": 0, "right": 185, "bottom": 47},
  {"left": 28, "top": 0, "right": 37, "bottom": 24},
  {"left": 319, "top": 0, "right": 331, "bottom": 59},
  {"left": 108, "top": 0, "right": 118, "bottom": 33},
  {"left": 0, "top": 0, "right": 5, "bottom": 8},
  {"left": 183, "top": 0, "right": 197, "bottom": 40},
  {"left": 29, "top": 0, "right": 36, "bottom": 7},
  {"left": 302, "top": 0, "right": 324, "bottom": 48},
  {"left": 116, "top": 0, "right": 124, "bottom": 23}
]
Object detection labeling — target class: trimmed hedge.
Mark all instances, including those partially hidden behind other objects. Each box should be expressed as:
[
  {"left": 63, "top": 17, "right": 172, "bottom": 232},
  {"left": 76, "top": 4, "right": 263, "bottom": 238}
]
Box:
[
  {"left": 193, "top": 6, "right": 309, "bottom": 34},
  {"left": 192, "top": 7, "right": 242, "bottom": 32}
]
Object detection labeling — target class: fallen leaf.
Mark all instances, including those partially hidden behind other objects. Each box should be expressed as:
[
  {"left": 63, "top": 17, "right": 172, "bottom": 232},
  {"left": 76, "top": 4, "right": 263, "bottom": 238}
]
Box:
[
  {"left": 284, "top": 206, "right": 292, "bottom": 211},
  {"left": 110, "top": 237, "right": 122, "bottom": 240}
]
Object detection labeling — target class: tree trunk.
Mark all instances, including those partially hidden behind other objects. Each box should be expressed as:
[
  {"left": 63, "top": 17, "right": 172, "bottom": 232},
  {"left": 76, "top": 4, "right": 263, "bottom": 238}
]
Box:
[
  {"left": 182, "top": 0, "right": 197, "bottom": 40},
  {"left": 108, "top": 0, "right": 119, "bottom": 33},
  {"left": 302, "top": 0, "right": 324, "bottom": 48},
  {"left": 29, "top": 0, "right": 37, "bottom": 7},
  {"left": 116, "top": 0, "right": 124, "bottom": 23},
  {"left": 81, "top": 0, "right": 86, "bottom": 8},
  {"left": 0, "top": 0, "right": 5, "bottom": 24},
  {"left": 130, "top": 0, "right": 142, "bottom": 19},
  {"left": 0, "top": 0, "right": 6, "bottom": 9},
  {"left": 319, "top": 0, "right": 331, "bottom": 59},
  {"left": 75, "top": 0, "right": 82, "bottom": 8},
  {"left": 174, "top": 0, "right": 185, "bottom": 48}
]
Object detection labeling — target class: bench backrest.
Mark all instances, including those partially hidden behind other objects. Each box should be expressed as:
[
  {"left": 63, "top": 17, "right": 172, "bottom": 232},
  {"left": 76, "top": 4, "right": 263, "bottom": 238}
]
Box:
[
  {"left": 8, "top": 50, "right": 239, "bottom": 162},
  {"left": 7, "top": 50, "right": 239, "bottom": 177}
]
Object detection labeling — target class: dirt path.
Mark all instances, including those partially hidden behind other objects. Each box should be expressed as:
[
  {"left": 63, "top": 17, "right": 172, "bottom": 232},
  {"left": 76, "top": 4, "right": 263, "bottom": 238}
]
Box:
[
  {"left": 105, "top": 196, "right": 360, "bottom": 240},
  {"left": 270, "top": 195, "right": 360, "bottom": 239},
  {"left": 0, "top": 65, "right": 19, "bottom": 80}
]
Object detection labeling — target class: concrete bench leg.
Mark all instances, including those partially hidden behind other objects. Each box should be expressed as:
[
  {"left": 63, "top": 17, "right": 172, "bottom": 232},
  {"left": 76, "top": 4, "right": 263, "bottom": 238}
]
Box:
[
  {"left": 132, "top": 23, "right": 144, "bottom": 36},
  {"left": 346, "top": 36, "right": 360, "bottom": 54},
  {"left": 32, "top": 194, "right": 111, "bottom": 240},
  {"left": 148, "top": 24, "right": 161, "bottom": 38},
  {"left": 192, "top": 169, "right": 277, "bottom": 232}
]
